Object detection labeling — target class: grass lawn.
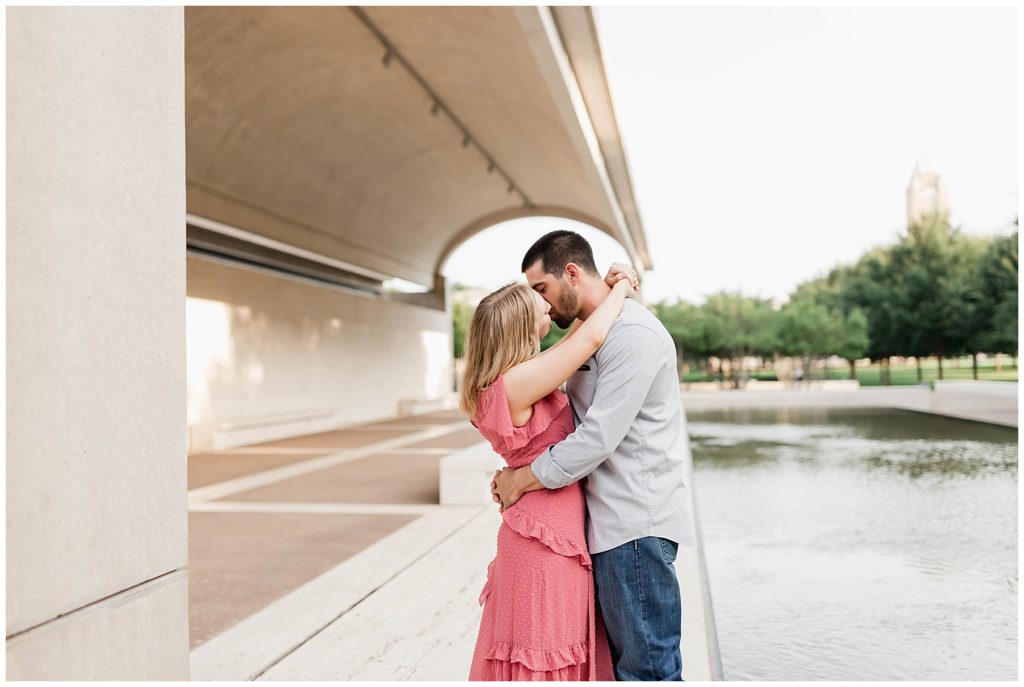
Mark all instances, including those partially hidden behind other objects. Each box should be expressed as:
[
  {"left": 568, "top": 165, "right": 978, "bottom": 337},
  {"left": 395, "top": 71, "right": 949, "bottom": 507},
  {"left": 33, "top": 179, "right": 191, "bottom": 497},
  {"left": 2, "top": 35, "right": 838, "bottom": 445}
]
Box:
[{"left": 827, "top": 359, "right": 1017, "bottom": 386}]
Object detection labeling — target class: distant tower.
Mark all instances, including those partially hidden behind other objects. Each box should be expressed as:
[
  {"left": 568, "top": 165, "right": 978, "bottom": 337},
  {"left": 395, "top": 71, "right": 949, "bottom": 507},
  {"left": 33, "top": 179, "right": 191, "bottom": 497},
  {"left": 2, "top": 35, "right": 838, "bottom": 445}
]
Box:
[{"left": 906, "top": 159, "right": 949, "bottom": 226}]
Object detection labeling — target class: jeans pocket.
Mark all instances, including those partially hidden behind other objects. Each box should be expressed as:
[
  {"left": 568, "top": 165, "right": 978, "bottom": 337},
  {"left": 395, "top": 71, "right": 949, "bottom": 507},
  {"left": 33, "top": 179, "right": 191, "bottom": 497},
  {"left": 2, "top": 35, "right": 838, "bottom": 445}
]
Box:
[{"left": 659, "top": 537, "right": 679, "bottom": 564}]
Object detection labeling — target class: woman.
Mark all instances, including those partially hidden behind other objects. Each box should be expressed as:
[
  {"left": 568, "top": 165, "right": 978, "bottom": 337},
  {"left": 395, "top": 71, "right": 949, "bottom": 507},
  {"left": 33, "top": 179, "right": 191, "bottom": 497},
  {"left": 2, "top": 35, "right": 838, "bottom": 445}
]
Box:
[{"left": 460, "top": 266, "right": 636, "bottom": 681}]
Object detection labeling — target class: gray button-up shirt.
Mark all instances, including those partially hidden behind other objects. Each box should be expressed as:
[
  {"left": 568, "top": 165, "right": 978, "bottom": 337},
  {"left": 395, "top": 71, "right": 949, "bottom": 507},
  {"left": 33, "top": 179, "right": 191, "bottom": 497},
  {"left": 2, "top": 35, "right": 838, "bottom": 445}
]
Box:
[{"left": 530, "top": 299, "right": 696, "bottom": 555}]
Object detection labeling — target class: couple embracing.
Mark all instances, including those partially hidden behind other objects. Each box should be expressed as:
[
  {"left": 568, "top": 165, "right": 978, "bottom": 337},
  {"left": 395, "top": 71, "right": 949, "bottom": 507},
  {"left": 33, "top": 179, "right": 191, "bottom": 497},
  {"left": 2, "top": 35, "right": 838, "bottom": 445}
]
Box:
[{"left": 459, "top": 230, "right": 696, "bottom": 681}]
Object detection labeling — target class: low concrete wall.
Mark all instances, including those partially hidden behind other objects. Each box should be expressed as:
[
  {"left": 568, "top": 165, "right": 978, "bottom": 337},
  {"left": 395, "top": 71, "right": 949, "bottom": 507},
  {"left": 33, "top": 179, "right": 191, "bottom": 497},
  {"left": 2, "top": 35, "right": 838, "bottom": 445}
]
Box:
[
  {"left": 186, "top": 256, "right": 453, "bottom": 451},
  {"left": 678, "top": 412, "right": 724, "bottom": 680},
  {"left": 439, "top": 444, "right": 504, "bottom": 507},
  {"left": 682, "top": 385, "right": 932, "bottom": 412},
  {"left": 932, "top": 381, "right": 1018, "bottom": 428},
  {"left": 684, "top": 379, "right": 860, "bottom": 392},
  {"left": 681, "top": 383, "right": 1016, "bottom": 428}
]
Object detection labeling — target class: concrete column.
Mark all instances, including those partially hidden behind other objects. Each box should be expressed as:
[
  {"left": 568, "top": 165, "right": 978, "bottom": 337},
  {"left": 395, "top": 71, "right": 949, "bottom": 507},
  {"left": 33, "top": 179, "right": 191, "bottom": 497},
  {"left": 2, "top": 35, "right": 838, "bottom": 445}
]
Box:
[{"left": 6, "top": 7, "right": 188, "bottom": 679}]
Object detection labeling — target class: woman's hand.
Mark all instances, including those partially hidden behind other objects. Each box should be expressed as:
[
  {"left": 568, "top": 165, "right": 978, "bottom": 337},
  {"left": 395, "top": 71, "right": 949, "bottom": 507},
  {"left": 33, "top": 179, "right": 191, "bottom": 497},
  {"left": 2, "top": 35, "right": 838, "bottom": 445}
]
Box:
[
  {"left": 605, "top": 263, "right": 639, "bottom": 291},
  {"left": 612, "top": 274, "right": 636, "bottom": 298}
]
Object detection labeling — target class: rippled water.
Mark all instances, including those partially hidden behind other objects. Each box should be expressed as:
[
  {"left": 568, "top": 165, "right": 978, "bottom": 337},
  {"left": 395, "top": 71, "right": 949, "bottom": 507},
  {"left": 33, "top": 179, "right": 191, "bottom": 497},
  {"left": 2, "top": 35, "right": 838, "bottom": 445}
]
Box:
[{"left": 687, "top": 406, "right": 1018, "bottom": 681}]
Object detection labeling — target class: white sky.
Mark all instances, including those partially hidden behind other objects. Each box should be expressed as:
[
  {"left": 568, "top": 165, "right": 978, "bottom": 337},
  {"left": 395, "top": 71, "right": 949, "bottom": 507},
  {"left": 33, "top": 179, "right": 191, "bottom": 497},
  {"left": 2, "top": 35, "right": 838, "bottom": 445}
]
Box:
[{"left": 444, "top": 5, "right": 1019, "bottom": 306}]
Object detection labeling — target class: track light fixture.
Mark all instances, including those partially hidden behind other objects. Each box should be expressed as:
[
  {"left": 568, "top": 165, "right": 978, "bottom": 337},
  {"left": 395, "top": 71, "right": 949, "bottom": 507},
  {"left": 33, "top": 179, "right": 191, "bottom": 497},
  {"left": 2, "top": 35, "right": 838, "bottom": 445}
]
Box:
[{"left": 351, "top": 7, "right": 533, "bottom": 207}]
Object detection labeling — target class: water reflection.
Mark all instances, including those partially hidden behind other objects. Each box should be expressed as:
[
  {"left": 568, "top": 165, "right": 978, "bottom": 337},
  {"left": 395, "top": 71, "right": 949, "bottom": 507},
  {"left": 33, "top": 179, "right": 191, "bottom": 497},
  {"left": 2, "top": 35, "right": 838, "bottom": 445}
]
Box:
[{"left": 688, "top": 406, "right": 1017, "bottom": 680}]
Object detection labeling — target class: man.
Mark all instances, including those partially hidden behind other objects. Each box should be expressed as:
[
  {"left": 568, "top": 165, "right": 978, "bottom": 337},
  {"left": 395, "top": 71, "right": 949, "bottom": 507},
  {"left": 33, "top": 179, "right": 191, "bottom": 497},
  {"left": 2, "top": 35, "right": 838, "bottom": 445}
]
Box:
[{"left": 491, "top": 230, "right": 695, "bottom": 681}]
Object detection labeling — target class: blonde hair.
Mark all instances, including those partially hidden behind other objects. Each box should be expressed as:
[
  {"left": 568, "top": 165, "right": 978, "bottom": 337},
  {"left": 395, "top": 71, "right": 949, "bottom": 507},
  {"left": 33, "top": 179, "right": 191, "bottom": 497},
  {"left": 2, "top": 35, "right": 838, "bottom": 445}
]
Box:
[{"left": 459, "top": 282, "right": 541, "bottom": 419}]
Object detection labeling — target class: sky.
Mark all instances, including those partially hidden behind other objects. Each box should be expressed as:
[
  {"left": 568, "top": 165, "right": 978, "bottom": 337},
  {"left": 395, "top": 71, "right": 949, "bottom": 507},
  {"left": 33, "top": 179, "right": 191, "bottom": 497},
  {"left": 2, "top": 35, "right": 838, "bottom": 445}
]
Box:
[{"left": 443, "top": 5, "right": 1019, "bottom": 306}]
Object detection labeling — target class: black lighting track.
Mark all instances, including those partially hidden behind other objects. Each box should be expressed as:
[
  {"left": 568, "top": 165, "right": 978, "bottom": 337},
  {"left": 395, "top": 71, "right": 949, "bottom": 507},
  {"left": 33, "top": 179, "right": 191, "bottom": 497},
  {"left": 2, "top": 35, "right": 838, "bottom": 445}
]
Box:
[{"left": 185, "top": 223, "right": 384, "bottom": 296}]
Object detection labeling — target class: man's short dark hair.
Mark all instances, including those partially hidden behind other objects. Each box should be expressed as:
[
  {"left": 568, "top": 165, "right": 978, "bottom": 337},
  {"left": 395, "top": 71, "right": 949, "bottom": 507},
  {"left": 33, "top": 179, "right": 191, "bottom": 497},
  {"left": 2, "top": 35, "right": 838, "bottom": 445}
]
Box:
[{"left": 520, "top": 230, "right": 600, "bottom": 276}]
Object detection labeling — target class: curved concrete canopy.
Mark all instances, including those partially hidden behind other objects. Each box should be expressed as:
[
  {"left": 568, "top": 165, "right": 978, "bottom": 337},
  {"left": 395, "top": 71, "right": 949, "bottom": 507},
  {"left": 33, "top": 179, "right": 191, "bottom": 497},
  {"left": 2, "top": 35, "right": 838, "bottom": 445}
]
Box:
[{"left": 186, "top": 6, "right": 649, "bottom": 287}]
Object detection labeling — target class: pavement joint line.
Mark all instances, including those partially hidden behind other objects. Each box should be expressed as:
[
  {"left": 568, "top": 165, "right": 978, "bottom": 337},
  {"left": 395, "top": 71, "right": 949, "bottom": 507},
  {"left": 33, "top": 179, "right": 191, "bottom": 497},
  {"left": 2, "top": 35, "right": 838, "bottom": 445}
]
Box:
[
  {"left": 207, "top": 447, "right": 335, "bottom": 456},
  {"left": 350, "top": 424, "right": 460, "bottom": 431},
  {"left": 188, "top": 501, "right": 446, "bottom": 515},
  {"left": 383, "top": 448, "right": 454, "bottom": 455},
  {"left": 6, "top": 569, "right": 186, "bottom": 642},
  {"left": 189, "top": 505, "right": 486, "bottom": 680},
  {"left": 187, "top": 423, "right": 468, "bottom": 504},
  {"left": 404, "top": 446, "right": 474, "bottom": 452},
  {"left": 249, "top": 505, "right": 493, "bottom": 681}
]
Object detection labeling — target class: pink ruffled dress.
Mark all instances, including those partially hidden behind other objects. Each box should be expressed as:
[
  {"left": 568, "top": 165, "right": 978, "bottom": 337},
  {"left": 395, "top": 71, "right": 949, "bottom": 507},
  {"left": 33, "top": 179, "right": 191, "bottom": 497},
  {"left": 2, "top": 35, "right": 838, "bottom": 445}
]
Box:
[{"left": 467, "top": 375, "right": 614, "bottom": 681}]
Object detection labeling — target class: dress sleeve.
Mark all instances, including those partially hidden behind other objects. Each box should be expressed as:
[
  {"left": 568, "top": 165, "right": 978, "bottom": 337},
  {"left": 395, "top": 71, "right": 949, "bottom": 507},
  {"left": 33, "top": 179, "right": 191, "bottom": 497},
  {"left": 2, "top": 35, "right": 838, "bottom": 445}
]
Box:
[{"left": 474, "top": 375, "right": 538, "bottom": 453}]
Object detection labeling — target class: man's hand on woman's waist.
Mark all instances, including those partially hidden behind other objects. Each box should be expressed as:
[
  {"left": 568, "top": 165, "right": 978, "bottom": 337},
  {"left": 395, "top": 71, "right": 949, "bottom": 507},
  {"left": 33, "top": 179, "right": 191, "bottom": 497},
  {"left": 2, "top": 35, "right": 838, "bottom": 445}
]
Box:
[{"left": 491, "top": 465, "right": 544, "bottom": 511}]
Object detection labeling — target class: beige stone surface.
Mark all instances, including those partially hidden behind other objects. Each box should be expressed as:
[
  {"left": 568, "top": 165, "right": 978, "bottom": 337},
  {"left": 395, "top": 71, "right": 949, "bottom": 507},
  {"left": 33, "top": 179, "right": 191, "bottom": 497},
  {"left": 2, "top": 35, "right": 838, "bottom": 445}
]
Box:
[
  {"left": 220, "top": 452, "right": 446, "bottom": 505},
  {"left": 440, "top": 443, "right": 506, "bottom": 506},
  {"left": 186, "top": 423, "right": 466, "bottom": 504},
  {"left": 187, "top": 256, "right": 453, "bottom": 452},
  {"left": 367, "top": 410, "right": 467, "bottom": 427},
  {"left": 188, "top": 511, "right": 417, "bottom": 647},
  {"left": 254, "top": 426, "right": 422, "bottom": 450},
  {"left": 188, "top": 451, "right": 332, "bottom": 490},
  {"left": 932, "top": 380, "right": 1018, "bottom": 427},
  {"left": 6, "top": 5, "right": 187, "bottom": 645},
  {"left": 403, "top": 427, "right": 485, "bottom": 450},
  {"left": 256, "top": 508, "right": 498, "bottom": 680},
  {"left": 189, "top": 506, "right": 483, "bottom": 680},
  {"left": 681, "top": 384, "right": 1016, "bottom": 428},
  {"left": 6, "top": 571, "right": 190, "bottom": 680},
  {"left": 185, "top": 6, "right": 648, "bottom": 285}
]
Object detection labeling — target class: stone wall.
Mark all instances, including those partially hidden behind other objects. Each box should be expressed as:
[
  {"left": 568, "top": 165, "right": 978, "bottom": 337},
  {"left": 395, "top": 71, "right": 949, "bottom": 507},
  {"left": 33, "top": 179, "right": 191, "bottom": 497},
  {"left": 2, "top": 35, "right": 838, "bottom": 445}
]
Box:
[
  {"left": 6, "top": 7, "right": 189, "bottom": 678},
  {"left": 186, "top": 256, "right": 453, "bottom": 451}
]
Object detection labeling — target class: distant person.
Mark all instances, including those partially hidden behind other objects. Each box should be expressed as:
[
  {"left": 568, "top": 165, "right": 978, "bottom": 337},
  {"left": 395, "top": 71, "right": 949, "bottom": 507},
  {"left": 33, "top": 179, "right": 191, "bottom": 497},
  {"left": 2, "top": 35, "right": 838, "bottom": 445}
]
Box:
[
  {"left": 491, "top": 230, "right": 695, "bottom": 681},
  {"left": 461, "top": 252, "right": 637, "bottom": 680}
]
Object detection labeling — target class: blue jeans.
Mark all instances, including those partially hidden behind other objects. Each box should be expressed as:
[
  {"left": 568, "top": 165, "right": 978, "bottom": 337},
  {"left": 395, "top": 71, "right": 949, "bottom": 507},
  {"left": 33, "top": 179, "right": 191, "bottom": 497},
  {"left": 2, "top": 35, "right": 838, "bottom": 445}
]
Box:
[{"left": 592, "top": 537, "right": 683, "bottom": 681}]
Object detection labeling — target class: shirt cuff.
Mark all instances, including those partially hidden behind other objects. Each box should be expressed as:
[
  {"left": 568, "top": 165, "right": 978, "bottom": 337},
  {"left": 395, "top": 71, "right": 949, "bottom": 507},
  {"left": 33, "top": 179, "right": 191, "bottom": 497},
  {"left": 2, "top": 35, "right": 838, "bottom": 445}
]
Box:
[{"left": 530, "top": 446, "right": 574, "bottom": 489}]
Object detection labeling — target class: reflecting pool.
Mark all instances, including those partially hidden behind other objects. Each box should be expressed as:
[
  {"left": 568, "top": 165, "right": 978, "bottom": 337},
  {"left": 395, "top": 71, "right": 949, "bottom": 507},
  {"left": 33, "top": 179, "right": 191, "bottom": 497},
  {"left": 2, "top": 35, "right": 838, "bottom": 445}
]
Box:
[{"left": 688, "top": 406, "right": 1017, "bottom": 680}]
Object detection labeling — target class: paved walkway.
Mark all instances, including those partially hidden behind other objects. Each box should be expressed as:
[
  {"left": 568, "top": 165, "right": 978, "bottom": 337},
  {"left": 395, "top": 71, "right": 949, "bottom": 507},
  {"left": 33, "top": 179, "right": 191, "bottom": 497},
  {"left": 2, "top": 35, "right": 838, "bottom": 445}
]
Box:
[
  {"left": 187, "top": 409, "right": 719, "bottom": 680},
  {"left": 187, "top": 410, "right": 485, "bottom": 678}
]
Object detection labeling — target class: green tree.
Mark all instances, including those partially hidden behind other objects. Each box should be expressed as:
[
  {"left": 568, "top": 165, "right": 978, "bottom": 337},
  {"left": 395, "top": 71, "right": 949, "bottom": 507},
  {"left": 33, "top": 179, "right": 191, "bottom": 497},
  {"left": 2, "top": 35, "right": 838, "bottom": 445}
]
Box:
[
  {"left": 775, "top": 297, "right": 832, "bottom": 382},
  {"left": 970, "top": 230, "right": 1018, "bottom": 366},
  {"left": 701, "top": 292, "right": 778, "bottom": 387},
  {"left": 539, "top": 324, "right": 569, "bottom": 351},
  {"left": 834, "top": 307, "right": 870, "bottom": 379},
  {"left": 653, "top": 299, "right": 709, "bottom": 374},
  {"left": 828, "top": 246, "right": 901, "bottom": 383},
  {"left": 892, "top": 214, "right": 984, "bottom": 379},
  {"left": 452, "top": 301, "right": 473, "bottom": 359}
]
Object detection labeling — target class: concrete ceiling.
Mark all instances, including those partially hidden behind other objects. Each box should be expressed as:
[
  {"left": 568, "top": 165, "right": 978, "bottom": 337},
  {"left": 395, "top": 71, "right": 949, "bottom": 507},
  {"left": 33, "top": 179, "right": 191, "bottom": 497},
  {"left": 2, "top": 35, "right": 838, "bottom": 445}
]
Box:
[{"left": 185, "top": 6, "right": 649, "bottom": 287}]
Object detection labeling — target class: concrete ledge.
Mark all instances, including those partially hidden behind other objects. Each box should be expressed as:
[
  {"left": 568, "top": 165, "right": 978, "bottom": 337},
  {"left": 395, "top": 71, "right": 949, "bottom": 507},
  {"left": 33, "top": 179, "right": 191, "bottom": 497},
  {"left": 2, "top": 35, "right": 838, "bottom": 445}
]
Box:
[
  {"left": 439, "top": 442, "right": 504, "bottom": 506},
  {"left": 678, "top": 426, "right": 723, "bottom": 680},
  {"left": 256, "top": 506, "right": 497, "bottom": 680},
  {"left": 397, "top": 393, "right": 459, "bottom": 417},
  {"left": 682, "top": 385, "right": 933, "bottom": 412},
  {"left": 687, "top": 379, "right": 860, "bottom": 392},
  {"left": 6, "top": 571, "right": 190, "bottom": 680},
  {"left": 932, "top": 380, "right": 1018, "bottom": 427},
  {"left": 681, "top": 384, "right": 1016, "bottom": 428},
  {"left": 934, "top": 379, "right": 1018, "bottom": 398},
  {"left": 190, "top": 508, "right": 481, "bottom": 680},
  {"left": 190, "top": 411, "right": 339, "bottom": 452}
]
